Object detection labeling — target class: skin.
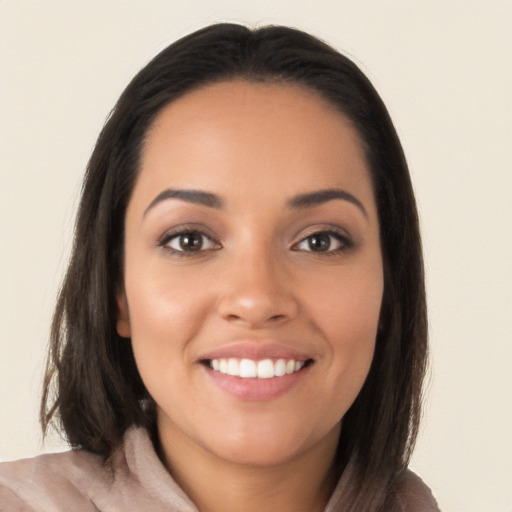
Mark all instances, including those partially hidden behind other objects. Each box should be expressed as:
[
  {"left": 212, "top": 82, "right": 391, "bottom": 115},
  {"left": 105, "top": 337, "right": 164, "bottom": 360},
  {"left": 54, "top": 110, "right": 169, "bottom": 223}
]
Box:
[{"left": 117, "top": 80, "right": 384, "bottom": 512}]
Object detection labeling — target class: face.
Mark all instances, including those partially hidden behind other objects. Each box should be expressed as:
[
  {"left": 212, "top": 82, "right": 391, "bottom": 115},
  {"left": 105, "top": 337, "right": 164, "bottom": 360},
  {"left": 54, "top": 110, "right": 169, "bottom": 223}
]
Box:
[{"left": 117, "top": 81, "right": 383, "bottom": 468}]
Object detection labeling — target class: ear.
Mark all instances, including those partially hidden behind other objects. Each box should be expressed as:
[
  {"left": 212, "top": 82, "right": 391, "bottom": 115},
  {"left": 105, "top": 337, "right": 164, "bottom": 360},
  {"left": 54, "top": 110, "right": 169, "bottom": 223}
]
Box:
[{"left": 116, "top": 292, "right": 131, "bottom": 338}]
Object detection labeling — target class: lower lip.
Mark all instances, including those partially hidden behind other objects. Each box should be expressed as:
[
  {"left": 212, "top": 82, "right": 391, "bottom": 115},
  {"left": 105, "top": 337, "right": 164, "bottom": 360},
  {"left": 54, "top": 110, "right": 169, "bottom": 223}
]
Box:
[{"left": 202, "top": 365, "right": 311, "bottom": 401}]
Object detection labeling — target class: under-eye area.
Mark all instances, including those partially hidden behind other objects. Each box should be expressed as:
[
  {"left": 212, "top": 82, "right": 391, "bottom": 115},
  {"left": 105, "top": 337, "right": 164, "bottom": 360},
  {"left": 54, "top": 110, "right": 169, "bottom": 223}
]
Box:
[{"left": 201, "top": 358, "right": 315, "bottom": 379}]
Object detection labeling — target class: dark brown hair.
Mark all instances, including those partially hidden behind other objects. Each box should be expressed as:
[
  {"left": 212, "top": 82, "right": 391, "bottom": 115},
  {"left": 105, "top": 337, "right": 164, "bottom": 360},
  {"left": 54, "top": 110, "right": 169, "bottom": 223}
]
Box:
[{"left": 41, "top": 23, "right": 427, "bottom": 510}]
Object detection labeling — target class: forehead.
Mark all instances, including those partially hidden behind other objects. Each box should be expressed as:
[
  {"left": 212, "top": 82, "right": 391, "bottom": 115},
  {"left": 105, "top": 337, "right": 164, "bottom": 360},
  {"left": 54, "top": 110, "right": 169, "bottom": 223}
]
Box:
[
  {"left": 136, "top": 80, "right": 374, "bottom": 212},
  {"left": 145, "top": 79, "right": 363, "bottom": 154}
]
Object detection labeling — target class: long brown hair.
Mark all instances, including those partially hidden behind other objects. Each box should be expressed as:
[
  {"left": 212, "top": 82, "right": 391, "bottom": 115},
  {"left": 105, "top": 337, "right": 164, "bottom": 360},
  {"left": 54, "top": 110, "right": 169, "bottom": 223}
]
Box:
[{"left": 41, "top": 23, "right": 427, "bottom": 510}]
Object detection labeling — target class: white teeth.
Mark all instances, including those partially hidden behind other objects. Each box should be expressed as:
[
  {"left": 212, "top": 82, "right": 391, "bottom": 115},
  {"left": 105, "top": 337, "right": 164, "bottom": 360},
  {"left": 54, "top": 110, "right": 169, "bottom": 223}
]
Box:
[
  {"left": 274, "top": 359, "right": 286, "bottom": 377},
  {"left": 209, "top": 358, "right": 307, "bottom": 379},
  {"left": 257, "top": 359, "right": 275, "bottom": 379},
  {"left": 227, "top": 358, "right": 239, "bottom": 376},
  {"left": 239, "top": 359, "right": 257, "bottom": 378}
]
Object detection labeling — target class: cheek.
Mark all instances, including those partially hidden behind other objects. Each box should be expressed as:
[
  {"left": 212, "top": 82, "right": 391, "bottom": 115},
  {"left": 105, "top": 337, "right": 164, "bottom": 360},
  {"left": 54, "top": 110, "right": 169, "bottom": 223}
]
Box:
[
  {"left": 306, "top": 263, "right": 383, "bottom": 387},
  {"left": 310, "top": 259, "right": 383, "bottom": 331},
  {"left": 124, "top": 262, "right": 213, "bottom": 367},
  {"left": 124, "top": 274, "right": 211, "bottom": 417}
]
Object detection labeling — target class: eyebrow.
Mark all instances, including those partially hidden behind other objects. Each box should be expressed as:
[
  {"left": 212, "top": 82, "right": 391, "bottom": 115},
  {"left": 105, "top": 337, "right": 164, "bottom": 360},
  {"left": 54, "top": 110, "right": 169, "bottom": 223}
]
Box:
[
  {"left": 143, "top": 186, "right": 367, "bottom": 218},
  {"left": 288, "top": 188, "right": 368, "bottom": 218},
  {"left": 144, "top": 188, "right": 224, "bottom": 216}
]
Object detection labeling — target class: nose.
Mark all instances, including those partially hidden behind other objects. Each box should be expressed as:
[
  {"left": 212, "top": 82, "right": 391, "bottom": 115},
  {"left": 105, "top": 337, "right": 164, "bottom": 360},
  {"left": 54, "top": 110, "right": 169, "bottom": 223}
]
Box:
[{"left": 216, "top": 248, "right": 299, "bottom": 329}]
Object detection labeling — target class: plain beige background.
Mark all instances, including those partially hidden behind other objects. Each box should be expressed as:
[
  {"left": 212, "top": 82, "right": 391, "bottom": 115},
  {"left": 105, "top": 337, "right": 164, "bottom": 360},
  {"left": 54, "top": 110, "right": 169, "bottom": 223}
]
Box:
[{"left": 1, "top": 1, "right": 511, "bottom": 511}]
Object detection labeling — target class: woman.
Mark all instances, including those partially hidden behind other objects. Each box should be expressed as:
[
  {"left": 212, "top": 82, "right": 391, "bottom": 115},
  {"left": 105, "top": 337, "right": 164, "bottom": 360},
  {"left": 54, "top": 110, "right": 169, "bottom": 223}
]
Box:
[{"left": 0, "top": 23, "right": 438, "bottom": 511}]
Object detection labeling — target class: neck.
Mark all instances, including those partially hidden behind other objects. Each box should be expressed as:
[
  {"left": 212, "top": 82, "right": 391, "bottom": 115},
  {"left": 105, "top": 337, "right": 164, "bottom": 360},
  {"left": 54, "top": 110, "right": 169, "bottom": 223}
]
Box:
[{"left": 156, "top": 418, "right": 340, "bottom": 512}]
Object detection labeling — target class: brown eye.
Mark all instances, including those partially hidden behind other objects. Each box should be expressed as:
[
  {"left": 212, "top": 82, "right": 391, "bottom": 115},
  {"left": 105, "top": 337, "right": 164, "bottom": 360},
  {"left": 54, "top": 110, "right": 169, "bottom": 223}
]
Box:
[
  {"left": 293, "top": 230, "right": 351, "bottom": 254},
  {"left": 165, "top": 231, "right": 217, "bottom": 253},
  {"left": 306, "top": 233, "right": 332, "bottom": 252}
]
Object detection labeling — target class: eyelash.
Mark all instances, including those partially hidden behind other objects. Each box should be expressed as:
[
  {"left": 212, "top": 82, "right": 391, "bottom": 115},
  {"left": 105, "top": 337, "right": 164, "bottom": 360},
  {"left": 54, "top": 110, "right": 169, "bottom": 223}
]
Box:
[
  {"left": 291, "top": 228, "right": 353, "bottom": 255},
  {"left": 158, "top": 227, "right": 353, "bottom": 257},
  {"left": 158, "top": 227, "right": 221, "bottom": 257}
]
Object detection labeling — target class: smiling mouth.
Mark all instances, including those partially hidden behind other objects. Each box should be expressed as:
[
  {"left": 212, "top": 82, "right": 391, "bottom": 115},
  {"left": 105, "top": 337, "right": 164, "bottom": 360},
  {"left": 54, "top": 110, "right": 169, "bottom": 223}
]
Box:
[{"left": 201, "top": 358, "right": 314, "bottom": 379}]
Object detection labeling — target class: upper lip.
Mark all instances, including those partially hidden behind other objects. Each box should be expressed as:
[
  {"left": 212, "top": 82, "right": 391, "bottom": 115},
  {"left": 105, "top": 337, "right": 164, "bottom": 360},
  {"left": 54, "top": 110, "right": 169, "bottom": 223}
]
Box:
[{"left": 199, "top": 341, "right": 313, "bottom": 362}]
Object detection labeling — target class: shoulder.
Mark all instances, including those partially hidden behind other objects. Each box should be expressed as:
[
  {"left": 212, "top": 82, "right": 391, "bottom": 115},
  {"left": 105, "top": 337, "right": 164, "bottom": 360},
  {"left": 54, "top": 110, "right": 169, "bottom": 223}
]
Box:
[
  {"left": 0, "top": 448, "right": 111, "bottom": 511},
  {"left": 0, "top": 427, "right": 197, "bottom": 512},
  {"left": 386, "top": 469, "right": 440, "bottom": 512}
]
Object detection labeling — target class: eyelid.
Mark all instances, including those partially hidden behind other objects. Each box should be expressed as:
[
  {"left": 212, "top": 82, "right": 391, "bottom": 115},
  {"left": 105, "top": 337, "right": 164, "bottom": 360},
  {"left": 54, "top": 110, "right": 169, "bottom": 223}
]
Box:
[{"left": 158, "top": 223, "right": 214, "bottom": 241}]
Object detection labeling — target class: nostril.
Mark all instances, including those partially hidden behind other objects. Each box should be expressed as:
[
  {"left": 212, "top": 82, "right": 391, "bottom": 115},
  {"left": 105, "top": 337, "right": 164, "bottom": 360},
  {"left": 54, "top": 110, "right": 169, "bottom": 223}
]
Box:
[{"left": 217, "top": 291, "right": 298, "bottom": 328}]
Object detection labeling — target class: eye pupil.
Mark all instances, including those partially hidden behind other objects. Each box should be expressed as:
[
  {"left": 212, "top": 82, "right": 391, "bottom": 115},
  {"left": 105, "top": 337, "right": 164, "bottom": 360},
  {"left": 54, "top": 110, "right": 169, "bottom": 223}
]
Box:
[
  {"left": 308, "top": 233, "right": 331, "bottom": 251},
  {"left": 180, "top": 233, "right": 202, "bottom": 251}
]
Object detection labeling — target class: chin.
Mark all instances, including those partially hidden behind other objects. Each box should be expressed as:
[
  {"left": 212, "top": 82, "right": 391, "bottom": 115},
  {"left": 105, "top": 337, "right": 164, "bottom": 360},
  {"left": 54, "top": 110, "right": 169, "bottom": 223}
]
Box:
[
  {"left": 202, "top": 419, "right": 338, "bottom": 468},
  {"left": 209, "top": 438, "right": 305, "bottom": 467}
]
